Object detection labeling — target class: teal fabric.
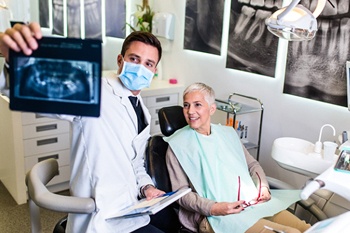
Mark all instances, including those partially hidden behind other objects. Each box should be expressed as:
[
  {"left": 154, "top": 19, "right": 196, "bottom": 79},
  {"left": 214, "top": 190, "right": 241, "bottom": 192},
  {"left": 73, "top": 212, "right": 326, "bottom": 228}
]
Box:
[{"left": 164, "top": 124, "right": 301, "bottom": 233}]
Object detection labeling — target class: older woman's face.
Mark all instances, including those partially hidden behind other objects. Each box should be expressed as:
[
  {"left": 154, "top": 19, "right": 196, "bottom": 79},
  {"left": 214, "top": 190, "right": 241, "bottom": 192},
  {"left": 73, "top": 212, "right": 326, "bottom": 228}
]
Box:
[{"left": 183, "top": 91, "right": 216, "bottom": 135}]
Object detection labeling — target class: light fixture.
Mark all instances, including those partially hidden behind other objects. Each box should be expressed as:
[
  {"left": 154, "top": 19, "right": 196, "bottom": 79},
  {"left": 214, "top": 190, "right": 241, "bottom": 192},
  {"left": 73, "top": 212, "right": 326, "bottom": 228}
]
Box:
[{"left": 265, "top": 0, "right": 327, "bottom": 41}]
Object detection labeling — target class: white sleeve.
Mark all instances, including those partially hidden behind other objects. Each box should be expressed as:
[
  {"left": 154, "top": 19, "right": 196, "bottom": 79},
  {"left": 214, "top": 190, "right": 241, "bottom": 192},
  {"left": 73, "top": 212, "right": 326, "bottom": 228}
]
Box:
[{"left": 0, "top": 64, "right": 10, "bottom": 96}]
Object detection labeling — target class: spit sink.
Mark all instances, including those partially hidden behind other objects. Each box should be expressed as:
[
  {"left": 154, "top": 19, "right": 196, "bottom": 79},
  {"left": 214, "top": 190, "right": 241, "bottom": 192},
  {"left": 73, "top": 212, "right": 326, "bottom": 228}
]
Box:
[{"left": 271, "top": 137, "right": 336, "bottom": 178}]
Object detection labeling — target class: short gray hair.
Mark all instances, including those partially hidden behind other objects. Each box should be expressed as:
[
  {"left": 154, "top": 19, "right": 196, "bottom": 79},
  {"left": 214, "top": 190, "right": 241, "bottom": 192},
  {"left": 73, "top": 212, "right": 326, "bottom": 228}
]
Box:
[{"left": 183, "top": 82, "right": 216, "bottom": 105}]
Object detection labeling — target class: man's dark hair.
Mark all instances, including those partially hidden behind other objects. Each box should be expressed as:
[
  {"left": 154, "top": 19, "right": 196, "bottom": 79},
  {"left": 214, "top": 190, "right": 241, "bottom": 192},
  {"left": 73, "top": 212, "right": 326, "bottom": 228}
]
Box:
[{"left": 121, "top": 31, "right": 162, "bottom": 64}]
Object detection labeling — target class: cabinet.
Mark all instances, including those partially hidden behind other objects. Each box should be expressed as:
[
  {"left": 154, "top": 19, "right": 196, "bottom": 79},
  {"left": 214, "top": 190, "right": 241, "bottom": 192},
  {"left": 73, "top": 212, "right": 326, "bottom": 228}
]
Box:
[
  {"left": 0, "top": 95, "right": 71, "bottom": 205},
  {"left": 141, "top": 79, "right": 184, "bottom": 135},
  {"left": 215, "top": 93, "right": 264, "bottom": 161}
]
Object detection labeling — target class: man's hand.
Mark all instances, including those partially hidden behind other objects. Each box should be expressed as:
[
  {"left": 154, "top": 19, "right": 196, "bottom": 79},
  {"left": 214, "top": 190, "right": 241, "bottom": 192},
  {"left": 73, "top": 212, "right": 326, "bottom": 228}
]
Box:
[
  {"left": 0, "top": 22, "right": 42, "bottom": 62},
  {"left": 144, "top": 186, "right": 165, "bottom": 200}
]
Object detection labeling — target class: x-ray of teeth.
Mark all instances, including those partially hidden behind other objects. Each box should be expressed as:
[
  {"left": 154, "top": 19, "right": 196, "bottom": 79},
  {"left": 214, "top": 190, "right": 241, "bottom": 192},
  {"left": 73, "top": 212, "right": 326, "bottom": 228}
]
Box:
[
  {"left": 226, "top": 0, "right": 280, "bottom": 78},
  {"left": 185, "top": 0, "right": 349, "bottom": 107},
  {"left": 39, "top": 0, "right": 125, "bottom": 39},
  {"left": 184, "top": 0, "right": 224, "bottom": 55},
  {"left": 284, "top": 0, "right": 350, "bottom": 107},
  {"left": 15, "top": 58, "right": 94, "bottom": 103},
  {"left": 9, "top": 37, "right": 101, "bottom": 117},
  {"left": 39, "top": 0, "right": 49, "bottom": 28}
]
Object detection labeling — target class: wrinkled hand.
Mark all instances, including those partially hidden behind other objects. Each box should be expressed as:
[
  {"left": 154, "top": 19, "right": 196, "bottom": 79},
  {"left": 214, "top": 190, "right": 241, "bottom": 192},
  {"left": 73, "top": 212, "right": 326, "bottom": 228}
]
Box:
[
  {"left": 210, "top": 200, "right": 245, "bottom": 216},
  {"left": 0, "top": 22, "right": 42, "bottom": 62},
  {"left": 144, "top": 186, "right": 165, "bottom": 200},
  {"left": 257, "top": 186, "right": 271, "bottom": 202}
]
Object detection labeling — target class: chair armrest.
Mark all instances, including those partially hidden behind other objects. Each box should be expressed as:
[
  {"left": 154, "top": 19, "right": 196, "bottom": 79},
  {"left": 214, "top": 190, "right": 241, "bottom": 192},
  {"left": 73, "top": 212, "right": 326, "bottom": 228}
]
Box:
[
  {"left": 297, "top": 199, "right": 328, "bottom": 221},
  {"left": 26, "top": 158, "right": 95, "bottom": 214}
]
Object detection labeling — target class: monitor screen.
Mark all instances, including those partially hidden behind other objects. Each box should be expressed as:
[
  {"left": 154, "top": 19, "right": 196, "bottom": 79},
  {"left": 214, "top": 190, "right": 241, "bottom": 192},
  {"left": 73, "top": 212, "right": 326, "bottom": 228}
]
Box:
[{"left": 9, "top": 37, "right": 102, "bottom": 117}]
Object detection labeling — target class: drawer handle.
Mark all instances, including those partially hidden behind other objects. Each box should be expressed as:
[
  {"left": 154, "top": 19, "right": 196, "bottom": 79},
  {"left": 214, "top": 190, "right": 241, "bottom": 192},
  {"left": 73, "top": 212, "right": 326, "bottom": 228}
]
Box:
[
  {"left": 35, "top": 114, "right": 45, "bottom": 119},
  {"left": 36, "top": 124, "right": 57, "bottom": 132},
  {"left": 38, "top": 154, "right": 59, "bottom": 162},
  {"left": 155, "top": 96, "right": 170, "bottom": 103},
  {"left": 155, "top": 120, "right": 159, "bottom": 125},
  {"left": 37, "top": 137, "right": 58, "bottom": 146}
]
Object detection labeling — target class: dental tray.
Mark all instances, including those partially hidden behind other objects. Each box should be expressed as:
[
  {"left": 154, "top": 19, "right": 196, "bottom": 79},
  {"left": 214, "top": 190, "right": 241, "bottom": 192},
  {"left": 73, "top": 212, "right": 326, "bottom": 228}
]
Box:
[{"left": 215, "top": 99, "right": 261, "bottom": 114}]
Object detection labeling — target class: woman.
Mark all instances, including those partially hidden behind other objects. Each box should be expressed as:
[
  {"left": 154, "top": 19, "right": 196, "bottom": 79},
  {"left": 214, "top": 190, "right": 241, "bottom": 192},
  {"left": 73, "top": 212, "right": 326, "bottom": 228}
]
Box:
[{"left": 164, "top": 83, "right": 310, "bottom": 233}]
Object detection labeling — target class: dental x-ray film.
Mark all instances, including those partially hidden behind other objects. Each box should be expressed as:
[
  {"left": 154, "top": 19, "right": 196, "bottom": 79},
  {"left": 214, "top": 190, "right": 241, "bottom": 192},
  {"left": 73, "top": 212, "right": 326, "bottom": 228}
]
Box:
[{"left": 9, "top": 37, "right": 102, "bottom": 117}]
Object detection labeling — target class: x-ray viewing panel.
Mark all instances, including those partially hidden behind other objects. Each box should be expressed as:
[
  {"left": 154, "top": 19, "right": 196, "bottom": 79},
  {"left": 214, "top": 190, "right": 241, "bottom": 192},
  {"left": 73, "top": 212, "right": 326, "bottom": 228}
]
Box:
[{"left": 9, "top": 37, "right": 102, "bottom": 117}]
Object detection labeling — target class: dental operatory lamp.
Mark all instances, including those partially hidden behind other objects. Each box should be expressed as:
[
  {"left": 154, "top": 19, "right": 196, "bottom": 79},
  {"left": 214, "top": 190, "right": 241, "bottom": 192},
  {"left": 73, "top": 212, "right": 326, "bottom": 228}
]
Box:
[{"left": 265, "top": 0, "right": 327, "bottom": 41}]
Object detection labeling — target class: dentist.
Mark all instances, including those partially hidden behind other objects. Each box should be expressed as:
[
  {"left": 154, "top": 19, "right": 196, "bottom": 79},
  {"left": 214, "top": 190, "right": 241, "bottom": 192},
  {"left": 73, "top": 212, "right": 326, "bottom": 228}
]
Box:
[{"left": 0, "top": 22, "right": 165, "bottom": 233}]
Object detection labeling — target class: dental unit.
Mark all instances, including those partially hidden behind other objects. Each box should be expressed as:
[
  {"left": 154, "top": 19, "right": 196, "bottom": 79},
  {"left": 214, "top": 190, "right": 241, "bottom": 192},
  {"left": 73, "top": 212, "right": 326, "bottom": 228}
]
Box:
[{"left": 265, "top": 0, "right": 333, "bottom": 41}]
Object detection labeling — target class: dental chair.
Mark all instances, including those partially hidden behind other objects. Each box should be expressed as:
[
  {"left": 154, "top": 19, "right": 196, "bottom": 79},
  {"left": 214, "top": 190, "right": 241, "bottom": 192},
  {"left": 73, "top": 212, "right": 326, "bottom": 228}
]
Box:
[
  {"left": 145, "top": 105, "right": 190, "bottom": 233},
  {"left": 147, "top": 105, "right": 328, "bottom": 231}
]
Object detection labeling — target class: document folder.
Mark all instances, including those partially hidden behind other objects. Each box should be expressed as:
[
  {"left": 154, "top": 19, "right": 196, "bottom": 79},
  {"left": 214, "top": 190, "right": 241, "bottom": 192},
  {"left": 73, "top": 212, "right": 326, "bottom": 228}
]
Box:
[{"left": 105, "top": 188, "right": 191, "bottom": 220}]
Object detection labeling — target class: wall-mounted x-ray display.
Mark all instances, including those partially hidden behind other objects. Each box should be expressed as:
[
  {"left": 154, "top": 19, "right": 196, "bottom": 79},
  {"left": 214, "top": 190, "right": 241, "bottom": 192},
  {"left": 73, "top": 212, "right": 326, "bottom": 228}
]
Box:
[
  {"left": 226, "top": 0, "right": 279, "bottom": 77},
  {"left": 9, "top": 37, "right": 102, "bottom": 117},
  {"left": 183, "top": 0, "right": 224, "bottom": 55},
  {"left": 283, "top": 0, "right": 350, "bottom": 107},
  {"left": 38, "top": 0, "right": 126, "bottom": 39}
]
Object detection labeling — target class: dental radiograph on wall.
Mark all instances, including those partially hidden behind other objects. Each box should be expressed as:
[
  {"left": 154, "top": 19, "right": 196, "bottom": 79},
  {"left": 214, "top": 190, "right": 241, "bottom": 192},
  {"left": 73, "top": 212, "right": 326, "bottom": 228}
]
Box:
[
  {"left": 184, "top": 0, "right": 224, "bottom": 55},
  {"left": 184, "top": 0, "right": 349, "bottom": 107},
  {"left": 284, "top": 0, "right": 350, "bottom": 107},
  {"left": 39, "top": 0, "right": 126, "bottom": 39}
]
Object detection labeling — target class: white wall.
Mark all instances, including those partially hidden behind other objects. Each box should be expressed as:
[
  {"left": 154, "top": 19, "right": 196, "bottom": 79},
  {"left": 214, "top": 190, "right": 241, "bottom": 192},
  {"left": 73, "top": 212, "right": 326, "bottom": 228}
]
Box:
[{"left": 24, "top": 0, "right": 350, "bottom": 188}]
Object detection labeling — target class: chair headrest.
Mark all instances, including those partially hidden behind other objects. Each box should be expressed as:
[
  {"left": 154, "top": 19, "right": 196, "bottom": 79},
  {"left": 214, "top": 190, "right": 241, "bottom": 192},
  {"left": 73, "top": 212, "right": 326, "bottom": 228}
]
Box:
[{"left": 158, "top": 105, "right": 187, "bottom": 136}]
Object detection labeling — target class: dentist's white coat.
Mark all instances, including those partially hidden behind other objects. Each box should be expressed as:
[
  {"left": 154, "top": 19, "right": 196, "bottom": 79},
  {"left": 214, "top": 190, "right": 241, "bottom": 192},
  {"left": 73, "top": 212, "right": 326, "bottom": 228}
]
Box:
[{"left": 61, "top": 73, "right": 153, "bottom": 233}]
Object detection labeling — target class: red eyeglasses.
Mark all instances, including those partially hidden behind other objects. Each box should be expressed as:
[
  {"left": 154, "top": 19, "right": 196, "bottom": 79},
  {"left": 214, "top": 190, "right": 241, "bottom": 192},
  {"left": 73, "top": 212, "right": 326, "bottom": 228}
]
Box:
[{"left": 237, "top": 172, "right": 261, "bottom": 208}]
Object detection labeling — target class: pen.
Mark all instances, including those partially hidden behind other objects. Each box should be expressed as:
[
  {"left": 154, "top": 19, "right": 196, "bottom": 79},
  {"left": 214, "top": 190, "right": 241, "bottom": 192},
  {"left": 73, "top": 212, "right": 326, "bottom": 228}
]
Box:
[{"left": 264, "top": 225, "right": 285, "bottom": 233}]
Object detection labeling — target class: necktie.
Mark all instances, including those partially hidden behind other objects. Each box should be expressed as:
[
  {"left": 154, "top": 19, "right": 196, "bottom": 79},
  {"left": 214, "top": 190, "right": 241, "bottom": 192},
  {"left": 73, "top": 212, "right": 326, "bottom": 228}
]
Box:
[{"left": 128, "top": 96, "right": 147, "bottom": 134}]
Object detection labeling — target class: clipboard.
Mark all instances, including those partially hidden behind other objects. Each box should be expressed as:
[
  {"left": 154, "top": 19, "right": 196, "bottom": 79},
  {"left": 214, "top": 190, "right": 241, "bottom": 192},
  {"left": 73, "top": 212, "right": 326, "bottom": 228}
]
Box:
[{"left": 105, "top": 188, "right": 191, "bottom": 221}]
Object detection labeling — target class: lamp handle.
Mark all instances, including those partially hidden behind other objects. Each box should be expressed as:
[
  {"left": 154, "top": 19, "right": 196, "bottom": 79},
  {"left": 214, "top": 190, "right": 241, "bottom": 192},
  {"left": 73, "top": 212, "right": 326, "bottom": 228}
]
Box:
[
  {"left": 277, "top": 0, "right": 301, "bottom": 20},
  {"left": 312, "top": 0, "right": 327, "bottom": 18}
]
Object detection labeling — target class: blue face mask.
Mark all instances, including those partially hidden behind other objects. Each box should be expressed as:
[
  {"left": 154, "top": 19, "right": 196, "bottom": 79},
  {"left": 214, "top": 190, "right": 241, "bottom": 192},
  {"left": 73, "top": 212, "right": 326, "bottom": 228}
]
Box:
[{"left": 119, "top": 61, "right": 154, "bottom": 91}]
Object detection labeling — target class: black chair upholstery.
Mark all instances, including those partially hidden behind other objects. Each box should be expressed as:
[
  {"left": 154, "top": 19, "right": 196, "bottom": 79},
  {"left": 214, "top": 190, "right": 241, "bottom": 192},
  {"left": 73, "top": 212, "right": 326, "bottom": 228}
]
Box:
[
  {"left": 145, "top": 105, "right": 187, "bottom": 191},
  {"left": 145, "top": 105, "right": 188, "bottom": 233},
  {"left": 158, "top": 105, "right": 187, "bottom": 137}
]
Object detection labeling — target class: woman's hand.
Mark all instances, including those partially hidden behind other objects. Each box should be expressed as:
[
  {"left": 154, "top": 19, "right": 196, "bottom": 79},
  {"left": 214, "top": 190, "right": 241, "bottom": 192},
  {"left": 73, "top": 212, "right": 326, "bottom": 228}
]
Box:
[
  {"left": 258, "top": 186, "right": 271, "bottom": 202},
  {"left": 210, "top": 200, "right": 245, "bottom": 216}
]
